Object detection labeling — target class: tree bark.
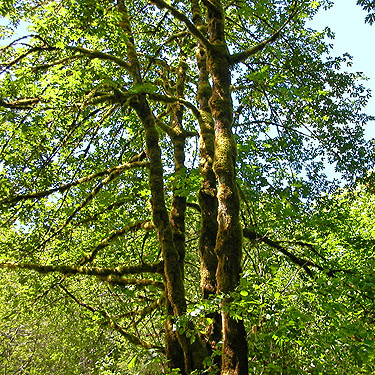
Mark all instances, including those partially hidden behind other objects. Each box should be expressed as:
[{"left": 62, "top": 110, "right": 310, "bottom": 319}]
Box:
[
  {"left": 192, "top": 0, "right": 222, "bottom": 355},
  {"left": 117, "top": 3, "right": 207, "bottom": 372},
  {"left": 167, "top": 49, "right": 190, "bottom": 375},
  {"left": 203, "top": 0, "right": 249, "bottom": 374}
]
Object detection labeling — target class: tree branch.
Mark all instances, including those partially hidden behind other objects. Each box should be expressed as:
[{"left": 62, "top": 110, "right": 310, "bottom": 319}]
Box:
[
  {"left": 229, "top": 29, "right": 281, "bottom": 65},
  {"left": 102, "top": 309, "right": 162, "bottom": 350},
  {"left": 66, "top": 46, "right": 131, "bottom": 71},
  {"left": 243, "top": 229, "right": 358, "bottom": 278},
  {"left": 100, "top": 275, "right": 164, "bottom": 289},
  {"left": 0, "top": 161, "right": 149, "bottom": 206},
  {"left": 0, "top": 97, "right": 40, "bottom": 109},
  {"left": 60, "top": 284, "right": 163, "bottom": 351},
  {"left": 243, "top": 228, "right": 320, "bottom": 276},
  {"left": 116, "top": 295, "right": 165, "bottom": 320},
  {"left": 0, "top": 46, "right": 55, "bottom": 73},
  {"left": 0, "top": 261, "right": 164, "bottom": 277},
  {"left": 31, "top": 55, "right": 84, "bottom": 71},
  {"left": 149, "top": 0, "right": 212, "bottom": 50},
  {"left": 148, "top": 92, "right": 200, "bottom": 119},
  {"left": 74, "top": 200, "right": 128, "bottom": 226},
  {"left": 0, "top": 43, "right": 131, "bottom": 73},
  {"left": 36, "top": 168, "right": 127, "bottom": 248},
  {"left": 278, "top": 240, "right": 327, "bottom": 261},
  {"left": 155, "top": 118, "right": 175, "bottom": 137},
  {"left": 79, "top": 220, "right": 154, "bottom": 265},
  {"left": 229, "top": 3, "right": 298, "bottom": 65}
]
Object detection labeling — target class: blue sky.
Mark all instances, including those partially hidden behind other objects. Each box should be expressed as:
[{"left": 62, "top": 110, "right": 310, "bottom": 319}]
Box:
[{"left": 310, "top": 0, "right": 375, "bottom": 140}]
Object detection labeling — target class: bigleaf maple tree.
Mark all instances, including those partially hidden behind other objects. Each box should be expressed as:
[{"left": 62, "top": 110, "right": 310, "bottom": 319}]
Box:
[{"left": 0, "top": 0, "right": 374, "bottom": 374}]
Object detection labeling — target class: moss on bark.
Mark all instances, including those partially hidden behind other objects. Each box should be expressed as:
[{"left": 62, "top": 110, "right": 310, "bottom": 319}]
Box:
[{"left": 204, "top": 0, "right": 249, "bottom": 373}]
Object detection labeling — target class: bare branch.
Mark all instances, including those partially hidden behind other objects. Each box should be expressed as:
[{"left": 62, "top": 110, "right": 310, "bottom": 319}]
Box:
[
  {"left": 0, "top": 46, "right": 55, "bottom": 73},
  {"left": 0, "top": 42, "right": 131, "bottom": 73},
  {"left": 31, "top": 55, "right": 84, "bottom": 71},
  {"left": 243, "top": 229, "right": 357, "bottom": 278},
  {"left": 59, "top": 284, "right": 96, "bottom": 312},
  {"left": 229, "top": 29, "right": 281, "bottom": 65},
  {"left": 278, "top": 240, "right": 327, "bottom": 261},
  {"left": 0, "top": 35, "right": 38, "bottom": 51},
  {"left": 243, "top": 229, "right": 319, "bottom": 276},
  {"left": 101, "top": 309, "right": 162, "bottom": 350}
]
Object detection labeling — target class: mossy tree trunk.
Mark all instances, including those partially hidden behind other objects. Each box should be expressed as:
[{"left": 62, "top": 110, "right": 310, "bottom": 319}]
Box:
[
  {"left": 118, "top": 2, "right": 207, "bottom": 373},
  {"left": 192, "top": 0, "right": 222, "bottom": 357},
  {"left": 203, "top": 0, "right": 249, "bottom": 374},
  {"left": 165, "top": 49, "right": 190, "bottom": 374}
]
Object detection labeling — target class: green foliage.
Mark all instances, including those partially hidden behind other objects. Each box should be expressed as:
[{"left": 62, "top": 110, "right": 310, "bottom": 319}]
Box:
[
  {"left": 230, "top": 186, "right": 375, "bottom": 374},
  {"left": 357, "top": 0, "right": 375, "bottom": 24},
  {"left": 0, "top": 0, "right": 374, "bottom": 374}
]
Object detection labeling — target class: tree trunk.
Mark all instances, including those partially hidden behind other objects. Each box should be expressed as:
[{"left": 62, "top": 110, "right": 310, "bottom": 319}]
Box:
[
  {"left": 118, "top": 3, "right": 207, "bottom": 372},
  {"left": 203, "top": 0, "right": 249, "bottom": 373},
  {"left": 166, "top": 50, "right": 190, "bottom": 375},
  {"left": 192, "top": 0, "right": 221, "bottom": 354}
]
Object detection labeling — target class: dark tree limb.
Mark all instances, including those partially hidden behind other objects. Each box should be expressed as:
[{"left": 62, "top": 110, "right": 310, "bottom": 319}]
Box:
[
  {"left": 0, "top": 97, "right": 40, "bottom": 109},
  {"left": 148, "top": 92, "right": 200, "bottom": 119},
  {"left": 37, "top": 162, "right": 149, "bottom": 247},
  {"left": 30, "top": 55, "right": 84, "bottom": 71},
  {"left": 229, "top": 30, "right": 282, "bottom": 65},
  {"left": 99, "top": 275, "right": 164, "bottom": 289},
  {"left": 74, "top": 200, "right": 128, "bottom": 226},
  {"left": 65, "top": 46, "right": 131, "bottom": 71},
  {"left": 229, "top": 2, "right": 298, "bottom": 65},
  {"left": 243, "top": 228, "right": 357, "bottom": 278},
  {"left": 0, "top": 46, "right": 55, "bottom": 72},
  {"left": 1, "top": 43, "right": 131, "bottom": 72},
  {"left": 243, "top": 228, "right": 319, "bottom": 276},
  {"left": 278, "top": 240, "right": 327, "bottom": 261},
  {"left": 118, "top": 295, "right": 165, "bottom": 320}
]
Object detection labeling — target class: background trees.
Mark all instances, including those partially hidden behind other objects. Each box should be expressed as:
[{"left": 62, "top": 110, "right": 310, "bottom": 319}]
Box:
[{"left": 0, "top": 0, "right": 374, "bottom": 374}]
